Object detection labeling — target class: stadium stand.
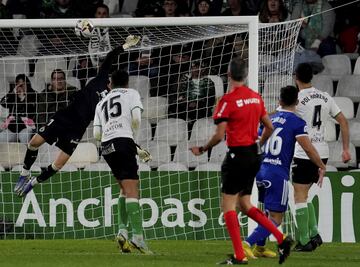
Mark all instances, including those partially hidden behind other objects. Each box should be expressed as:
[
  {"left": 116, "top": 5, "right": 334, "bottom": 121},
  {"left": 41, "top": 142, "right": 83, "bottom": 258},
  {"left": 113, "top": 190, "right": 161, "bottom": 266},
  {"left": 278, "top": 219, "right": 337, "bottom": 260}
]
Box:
[{"left": 322, "top": 54, "right": 352, "bottom": 81}]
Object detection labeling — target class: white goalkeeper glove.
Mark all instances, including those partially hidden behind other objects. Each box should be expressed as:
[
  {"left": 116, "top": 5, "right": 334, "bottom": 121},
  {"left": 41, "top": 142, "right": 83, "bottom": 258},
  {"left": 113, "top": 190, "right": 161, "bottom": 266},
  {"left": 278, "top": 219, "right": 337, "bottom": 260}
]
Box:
[
  {"left": 136, "top": 144, "right": 152, "bottom": 163},
  {"left": 122, "top": 35, "right": 141, "bottom": 50}
]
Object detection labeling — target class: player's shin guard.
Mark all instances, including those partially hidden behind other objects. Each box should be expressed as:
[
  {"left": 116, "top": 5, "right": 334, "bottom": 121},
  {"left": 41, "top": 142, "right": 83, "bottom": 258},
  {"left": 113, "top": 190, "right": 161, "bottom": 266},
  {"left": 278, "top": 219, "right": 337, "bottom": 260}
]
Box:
[
  {"left": 125, "top": 198, "right": 143, "bottom": 236},
  {"left": 307, "top": 202, "right": 319, "bottom": 238},
  {"left": 224, "top": 210, "right": 246, "bottom": 260},
  {"left": 37, "top": 163, "right": 59, "bottom": 183},
  {"left": 118, "top": 193, "right": 128, "bottom": 231},
  {"left": 22, "top": 144, "right": 39, "bottom": 174},
  {"left": 247, "top": 207, "right": 283, "bottom": 244},
  {"left": 295, "top": 203, "right": 310, "bottom": 245}
]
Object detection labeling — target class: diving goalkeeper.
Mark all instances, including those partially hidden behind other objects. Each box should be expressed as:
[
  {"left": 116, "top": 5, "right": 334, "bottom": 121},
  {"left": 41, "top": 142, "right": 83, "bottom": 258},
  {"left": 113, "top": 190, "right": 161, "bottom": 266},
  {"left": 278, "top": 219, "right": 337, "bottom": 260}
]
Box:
[{"left": 14, "top": 35, "right": 145, "bottom": 197}]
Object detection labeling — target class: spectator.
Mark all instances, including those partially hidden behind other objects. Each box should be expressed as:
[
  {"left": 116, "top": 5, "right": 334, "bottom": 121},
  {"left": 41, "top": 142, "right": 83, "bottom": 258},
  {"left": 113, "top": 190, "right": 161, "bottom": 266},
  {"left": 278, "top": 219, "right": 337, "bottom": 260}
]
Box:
[
  {"left": 0, "top": 74, "right": 37, "bottom": 143},
  {"left": 291, "top": 0, "right": 336, "bottom": 57},
  {"left": 41, "top": 0, "right": 78, "bottom": 18},
  {"left": 168, "top": 60, "right": 215, "bottom": 125},
  {"left": 157, "top": 0, "right": 179, "bottom": 17},
  {"left": 37, "top": 69, "right": 77, "bottom": 128},
  {"left": 259, "top": 0, "right": 289, "bottom": 23},
  {"left": 193, "top": 0, "right": 212, "bottom": 16},
  {"left": 0, "top": 2, "right": 11, "bottom": 18},
  {"left": 222, "top": 0, "right": 251, "bottom": 16}
]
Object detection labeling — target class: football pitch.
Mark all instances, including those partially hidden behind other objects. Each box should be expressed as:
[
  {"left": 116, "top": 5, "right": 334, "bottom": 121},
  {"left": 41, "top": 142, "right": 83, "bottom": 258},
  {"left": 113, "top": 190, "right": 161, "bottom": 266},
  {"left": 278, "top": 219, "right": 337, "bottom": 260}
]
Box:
[{"left": 0, "top": 240, "right": 359, "bottom": 267}]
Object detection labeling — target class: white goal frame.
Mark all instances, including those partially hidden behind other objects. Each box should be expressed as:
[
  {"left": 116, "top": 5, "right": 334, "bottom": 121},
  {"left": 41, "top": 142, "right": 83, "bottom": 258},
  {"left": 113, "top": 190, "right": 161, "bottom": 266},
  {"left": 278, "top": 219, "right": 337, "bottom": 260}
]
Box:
[{"left": 0, "top": 16, "right": 259, "bottom": 91}]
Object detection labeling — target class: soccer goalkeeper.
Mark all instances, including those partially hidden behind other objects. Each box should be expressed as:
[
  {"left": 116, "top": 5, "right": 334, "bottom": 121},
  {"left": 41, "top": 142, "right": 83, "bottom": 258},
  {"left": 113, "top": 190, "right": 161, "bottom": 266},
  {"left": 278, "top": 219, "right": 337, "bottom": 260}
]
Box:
[
  {"left": 14, "top": 35, "right": 141, "bottom": 197},
  {"left": 93, "top": 69, "right": 151, "bottom": 254}
]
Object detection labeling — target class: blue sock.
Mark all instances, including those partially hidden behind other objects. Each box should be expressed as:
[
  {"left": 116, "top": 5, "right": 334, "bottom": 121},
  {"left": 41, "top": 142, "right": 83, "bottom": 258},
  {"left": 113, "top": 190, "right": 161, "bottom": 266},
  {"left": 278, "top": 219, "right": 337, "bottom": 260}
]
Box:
[{"left": 246, "top": 219, "right": 280, "bottom": 246}]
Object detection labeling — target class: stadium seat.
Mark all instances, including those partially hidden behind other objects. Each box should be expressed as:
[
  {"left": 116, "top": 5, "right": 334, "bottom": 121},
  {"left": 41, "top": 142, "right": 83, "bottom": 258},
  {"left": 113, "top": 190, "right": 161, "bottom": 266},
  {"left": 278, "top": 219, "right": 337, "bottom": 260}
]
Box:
[
  {"left": 207, "top": 75, "right": 225, "bottom": 98},
  {"left": 339, "top": 120, "right": 360, "bottom": 147},
  {"left": 262, "top": 74, "right": 294, "bottom": 111},
  {"left": 157, "top": 162, "right": 188, "bottom": 171},
  {"left": 0, "top": 77, "right": 9, "bottom": 97},
  {"left": 324, "top": 120, "right": 337, "bottom": 142},
  {"left": 28, "top": 76, "right": 46, "bottom": 92},
  {"left": 325, "top": 165, "right": 338, "bottom": 172},
  {"left": 146, "top": 141, "right": 171, "bottom": 168},
  {"left": 142, "top": 96, "right": 167, "bottom": 124},
  {"left": 59, "top": 163, "right": 78, "bottom": 172},
  {"left": 135, "top": 119, "right": 152, "bottom": 144},
  {"left": 11, "top": 164, "right": 41, "bottom": 172},
  {"left": 138, "top": 162, "right": 151, "bottom": 171},
  {"left": 335, "top": 75, "right": 360, "bottom": 102},
  {"left": 173, "top": 141, "right": 208, "bottom": 168},
  {"left": 333, "top": 97, "right": 354, "bottom": 120},
  {"left": 36, "top": 143, "right": 60, "bottom": 168},
  {"left": 34, "top": 57, "right": 67, "bottom": 83},
  {"left": 209, "top": 141, "right": 228, "bottom": 163},
  {"left": 153, "top": 118, "right": 188, "bottom": 146},
  {"left": 321, "top": 55, "right": 351, "bottom": 81},
  {"left": 0, "top": 142, "right": 27, "bottom": 169},
  {"left": 104, "top": 0, "right": 120, "bottom": 14},
  {"left": 129, "top": 75, "right": 151, "bottom": 100},
  {"left": 68, "top": 143, "right": 98, "bottom": 168},
  {"left": 16, "top": 35, "right": 41, "bottom": 57},
  {"left": 67, "top": 57, "right": 77, "bottom": 76},
  {"left": 194, "top": 163, "right": 221, "bottom": 171},
  {"left": 312, "top": 74, "right": 334, "bottom": 96},
  {"left": 189, "top": 118, "right": 216, "bottom": 143},
  {"left": 0, "top": 56, "right": 29, "bottom": 79},
  {"left": 327, "top": 141, "right": 357, "bottom": 168},
  {"left": 83, "top": 162, "right": 111, "bottom": 171},
  {"left": 353, "top": 56, "right": 360, "bottom": 75}
]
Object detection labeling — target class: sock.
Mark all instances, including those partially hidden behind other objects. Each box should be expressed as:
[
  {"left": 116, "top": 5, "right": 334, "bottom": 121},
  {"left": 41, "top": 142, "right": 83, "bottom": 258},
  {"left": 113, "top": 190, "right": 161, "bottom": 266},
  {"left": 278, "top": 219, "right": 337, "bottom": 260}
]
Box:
[
  {"left": 224, "top": 210, "right": 245, "bottom": 260},
  {"left": 247, "top": 207, "right": 283, "bottom": 244},
  {"left": 22, "top": 145, "right": 39, "bottom": 174},
  {"left": 126, "top": 198, "right": 143, "bottom": 236},
  {"left": 118, "top": 193, "right": 128, "bottom": 231},
  {"left": 36, "top": 163, "right": 59, "bottom": 183},
  {"left": 246, "top": 218, "right": 280, "bottom": 247},
  {"left": 295, "top": 203, "right": 310, "bottom": 245},
  {"left": 307, "top": 202, "right": 319, "bottom": 238}
]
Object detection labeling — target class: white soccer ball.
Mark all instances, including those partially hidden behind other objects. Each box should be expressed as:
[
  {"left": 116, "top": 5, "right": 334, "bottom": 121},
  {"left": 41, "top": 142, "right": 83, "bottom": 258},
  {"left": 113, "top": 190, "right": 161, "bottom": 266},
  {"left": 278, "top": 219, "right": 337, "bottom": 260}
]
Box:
[{"left": 75, "top": 19, "right": 95, "bottom": 38}]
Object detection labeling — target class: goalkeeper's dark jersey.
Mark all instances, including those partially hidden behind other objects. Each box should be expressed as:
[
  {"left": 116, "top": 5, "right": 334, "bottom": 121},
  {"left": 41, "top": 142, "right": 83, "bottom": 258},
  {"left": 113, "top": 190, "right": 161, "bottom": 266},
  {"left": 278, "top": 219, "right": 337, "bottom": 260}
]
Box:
[{"left": 51, "top": 46, "right": 124, "bottom": 138}]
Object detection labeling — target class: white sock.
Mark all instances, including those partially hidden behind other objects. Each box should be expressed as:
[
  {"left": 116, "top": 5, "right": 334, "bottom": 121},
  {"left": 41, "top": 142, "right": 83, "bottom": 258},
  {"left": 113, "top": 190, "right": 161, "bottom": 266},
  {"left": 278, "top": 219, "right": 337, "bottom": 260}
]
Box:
[{"left": 20, "top": 169, "right": 30, "bottom": 177}]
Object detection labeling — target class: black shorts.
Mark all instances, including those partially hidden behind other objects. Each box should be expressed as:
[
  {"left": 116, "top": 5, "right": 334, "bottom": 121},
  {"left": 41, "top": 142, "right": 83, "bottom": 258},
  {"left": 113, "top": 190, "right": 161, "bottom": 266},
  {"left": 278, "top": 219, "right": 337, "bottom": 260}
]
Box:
[
  {"left": 221, "top": 144, "right": 261, "bottom": 195},
  {"left": 38, "top": 118, "right": 82, "bottom": 156},
  {"left": 292, "top": 158, "right": 328, "bottom": 184},
  {"left": 102, "top": 137, "right": 139, "bottom": 180}
]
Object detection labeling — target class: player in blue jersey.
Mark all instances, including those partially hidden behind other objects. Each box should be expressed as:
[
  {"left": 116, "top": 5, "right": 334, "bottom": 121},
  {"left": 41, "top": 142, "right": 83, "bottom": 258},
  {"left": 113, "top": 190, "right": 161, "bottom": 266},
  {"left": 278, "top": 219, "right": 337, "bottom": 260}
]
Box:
[{"left": 242, "top": 85, "right": 326, "bottom": 259}]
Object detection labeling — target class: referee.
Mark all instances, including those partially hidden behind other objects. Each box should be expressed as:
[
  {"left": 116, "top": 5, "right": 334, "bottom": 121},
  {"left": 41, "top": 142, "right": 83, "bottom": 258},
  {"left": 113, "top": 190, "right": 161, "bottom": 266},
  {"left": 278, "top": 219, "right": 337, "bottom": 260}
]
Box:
[{"left": 191, "top": 58, "right": 293, "bottom": 264}]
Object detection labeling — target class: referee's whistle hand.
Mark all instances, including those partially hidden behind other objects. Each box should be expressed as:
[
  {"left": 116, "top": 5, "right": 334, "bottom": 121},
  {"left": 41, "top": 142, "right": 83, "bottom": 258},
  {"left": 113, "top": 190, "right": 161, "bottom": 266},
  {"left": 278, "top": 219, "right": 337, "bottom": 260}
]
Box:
[{"left": 190, "top": 146, "right": 202, "bottom": 156}]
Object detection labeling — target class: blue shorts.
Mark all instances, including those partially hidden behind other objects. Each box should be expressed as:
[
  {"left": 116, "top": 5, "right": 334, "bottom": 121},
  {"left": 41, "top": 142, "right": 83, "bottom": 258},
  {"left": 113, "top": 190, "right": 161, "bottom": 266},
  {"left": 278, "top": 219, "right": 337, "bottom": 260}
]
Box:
[{"left": 256, "top": 168, "right": 289, "bottom": 213}]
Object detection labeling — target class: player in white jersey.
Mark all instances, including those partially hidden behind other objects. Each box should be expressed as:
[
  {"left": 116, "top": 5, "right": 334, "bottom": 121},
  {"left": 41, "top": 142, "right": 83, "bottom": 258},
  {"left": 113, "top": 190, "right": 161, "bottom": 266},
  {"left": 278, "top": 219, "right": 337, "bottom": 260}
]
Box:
[
  {"left": 93, "top": 69, "right": 152, "bottom": 255},
  {"left": 292, "top": 63, "right": 351, "bottom": 252}
]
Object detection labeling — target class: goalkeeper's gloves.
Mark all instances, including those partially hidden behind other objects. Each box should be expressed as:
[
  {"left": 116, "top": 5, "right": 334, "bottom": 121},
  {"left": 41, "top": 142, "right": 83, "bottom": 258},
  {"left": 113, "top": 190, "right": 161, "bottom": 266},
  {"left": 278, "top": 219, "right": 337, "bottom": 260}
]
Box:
[
  {"left": 136, "top": 144, "right": 152, "bottom": 163},
  {"left": 122, "top": 35, "right": 141, "bottom": 50}
]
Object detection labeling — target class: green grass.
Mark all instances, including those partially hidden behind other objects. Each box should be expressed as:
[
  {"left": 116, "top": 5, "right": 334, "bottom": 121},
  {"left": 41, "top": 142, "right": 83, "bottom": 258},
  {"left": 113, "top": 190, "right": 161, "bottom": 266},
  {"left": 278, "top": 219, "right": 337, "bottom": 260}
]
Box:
[{"left": 0, "top": 240, "right": 359, "bottom": 267}]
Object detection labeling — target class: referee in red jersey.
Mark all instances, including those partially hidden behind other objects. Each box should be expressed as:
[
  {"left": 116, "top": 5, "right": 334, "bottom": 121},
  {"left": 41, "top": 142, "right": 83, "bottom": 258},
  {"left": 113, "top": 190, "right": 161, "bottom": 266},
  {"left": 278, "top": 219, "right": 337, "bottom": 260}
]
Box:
[{"left": 191, "top": 58, "right": 293, "bottom": 265}]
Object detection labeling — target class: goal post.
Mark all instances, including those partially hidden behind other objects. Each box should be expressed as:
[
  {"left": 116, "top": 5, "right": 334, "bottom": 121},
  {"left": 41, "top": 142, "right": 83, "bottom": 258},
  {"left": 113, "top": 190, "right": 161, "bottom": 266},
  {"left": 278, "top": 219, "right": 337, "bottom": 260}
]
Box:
[{"left": 0, "top": 17, "right": 302, "bottom": 240}]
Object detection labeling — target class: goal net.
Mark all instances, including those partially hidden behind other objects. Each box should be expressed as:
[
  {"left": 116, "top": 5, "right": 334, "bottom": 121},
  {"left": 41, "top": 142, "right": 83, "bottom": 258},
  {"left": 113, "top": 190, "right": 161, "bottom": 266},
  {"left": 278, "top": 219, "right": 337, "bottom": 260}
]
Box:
[{"left": 0, "top": 17, "right": 301, "bottom": 240}]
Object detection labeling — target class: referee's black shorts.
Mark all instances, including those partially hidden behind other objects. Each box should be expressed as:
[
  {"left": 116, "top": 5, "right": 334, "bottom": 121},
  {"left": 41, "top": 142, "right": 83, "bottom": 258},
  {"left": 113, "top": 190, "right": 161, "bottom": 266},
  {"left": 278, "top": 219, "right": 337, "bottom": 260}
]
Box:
[
  {"left": 292, "top": 157, "right": 328, "bottom": 184},
  {"left": 38, "top": 119, "right": 81, "bottom": 156},
  {"left": 102, "top": 137, "right": 139, "bottom": 181},
  {"left": 221, "top": 144, "right": 261, "bottom": 195}
]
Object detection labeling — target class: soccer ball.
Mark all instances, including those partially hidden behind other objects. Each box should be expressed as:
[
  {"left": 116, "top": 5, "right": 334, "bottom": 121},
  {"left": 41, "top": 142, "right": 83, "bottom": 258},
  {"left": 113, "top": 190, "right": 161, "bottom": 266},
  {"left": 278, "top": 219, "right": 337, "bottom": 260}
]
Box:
[{"left": 75, "top": 19, "right": 95, "bottom": 38}]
